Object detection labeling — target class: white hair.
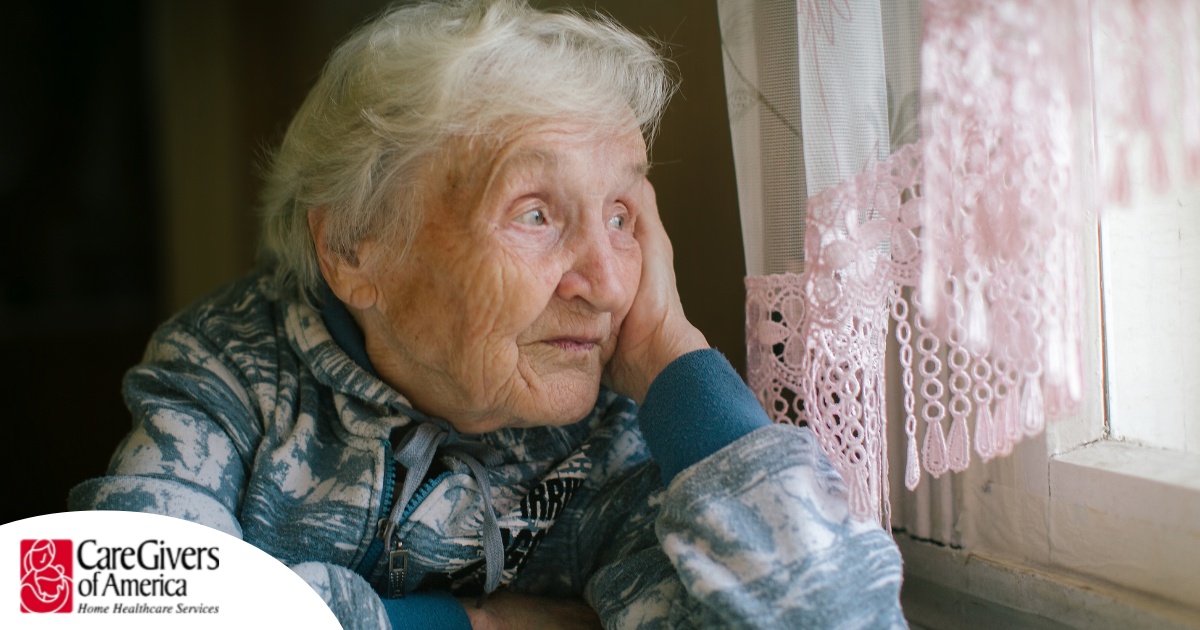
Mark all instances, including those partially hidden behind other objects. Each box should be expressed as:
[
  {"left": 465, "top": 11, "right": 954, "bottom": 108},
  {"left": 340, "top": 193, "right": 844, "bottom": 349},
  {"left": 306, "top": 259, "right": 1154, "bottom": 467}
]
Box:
[{"left": 258, "top": 0, "right": 676, "bottom": 300}]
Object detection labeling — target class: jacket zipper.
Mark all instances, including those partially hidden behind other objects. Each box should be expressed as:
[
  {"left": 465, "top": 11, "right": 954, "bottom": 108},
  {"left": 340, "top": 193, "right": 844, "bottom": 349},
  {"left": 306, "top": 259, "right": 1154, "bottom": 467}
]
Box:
[
  {"left": 382, "top": 470, "right": 451, "bottom": 597},
  {"left": 354, "top": 439, "right": 451, "bottom": 598},
  {"left": 353, "top": 439, "right": 396, "bottom": 579}
]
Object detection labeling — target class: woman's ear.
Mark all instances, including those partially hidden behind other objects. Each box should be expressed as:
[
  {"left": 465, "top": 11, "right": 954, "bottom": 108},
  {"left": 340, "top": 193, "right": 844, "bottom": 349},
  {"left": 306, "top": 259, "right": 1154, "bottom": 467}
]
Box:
[{"left": 308, "top": 208, "right": 379, "bottom": 310}]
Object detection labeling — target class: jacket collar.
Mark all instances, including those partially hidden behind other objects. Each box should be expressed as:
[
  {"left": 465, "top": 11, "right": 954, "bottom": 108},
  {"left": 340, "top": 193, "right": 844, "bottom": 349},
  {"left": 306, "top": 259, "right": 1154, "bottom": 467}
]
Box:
[{"left": 283, "top": 280, "right": 418, "bottom": 438}]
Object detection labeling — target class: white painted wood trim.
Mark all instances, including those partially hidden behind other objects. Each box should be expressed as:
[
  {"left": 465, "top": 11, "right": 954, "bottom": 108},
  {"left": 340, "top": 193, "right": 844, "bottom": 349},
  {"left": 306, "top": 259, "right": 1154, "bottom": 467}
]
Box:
[
  {"left": 1046, "top": 441, "right": 1200, "bottom": 609},
  {"left": 898, "top": 535, "right": 1200, "bottom": 630}
]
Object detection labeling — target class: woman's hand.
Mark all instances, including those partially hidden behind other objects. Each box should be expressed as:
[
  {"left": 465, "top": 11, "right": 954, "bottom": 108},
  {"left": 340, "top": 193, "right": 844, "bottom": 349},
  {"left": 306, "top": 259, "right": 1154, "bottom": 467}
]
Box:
[
  {"left": 605, "top": 179, "right": 709, "bottom": 403},
  {"left": 461, "top": 592, "right": 601, "bottom": 630}
]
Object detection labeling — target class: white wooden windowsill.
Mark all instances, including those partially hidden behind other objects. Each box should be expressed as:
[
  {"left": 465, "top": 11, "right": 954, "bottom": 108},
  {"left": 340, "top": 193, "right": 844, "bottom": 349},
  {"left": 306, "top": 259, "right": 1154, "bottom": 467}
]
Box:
[
  {"left": 899, "top": 533, "right": 1200, "bottom": 630},
  {"left": 1051, "top": 439, "right": 1200, "bottom": 530},
  {"left": 900, "top": 438, "right": 1200, "bottom": 629},
  {"left": 1046, "top": 439, "right": 1200, "bottom": 609}
]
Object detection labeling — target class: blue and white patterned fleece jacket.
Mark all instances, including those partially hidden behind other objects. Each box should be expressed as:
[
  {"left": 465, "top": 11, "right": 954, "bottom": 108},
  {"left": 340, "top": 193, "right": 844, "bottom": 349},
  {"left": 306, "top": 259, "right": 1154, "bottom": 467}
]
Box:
[{"left": 69, "top": 271, "right": 907, "bottom": 629}]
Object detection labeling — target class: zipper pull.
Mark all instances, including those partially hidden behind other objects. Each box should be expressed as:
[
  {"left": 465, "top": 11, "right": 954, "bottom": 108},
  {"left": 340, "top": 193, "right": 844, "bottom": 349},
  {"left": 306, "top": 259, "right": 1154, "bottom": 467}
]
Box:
[{"left": 387, "top": 539, "right": 410, "bottom": 598}]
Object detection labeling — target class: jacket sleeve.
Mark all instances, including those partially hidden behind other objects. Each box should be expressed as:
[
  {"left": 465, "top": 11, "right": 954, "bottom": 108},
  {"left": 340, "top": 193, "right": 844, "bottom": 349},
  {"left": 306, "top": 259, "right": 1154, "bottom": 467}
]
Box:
[
  {"left": 583, "top": 350, "right": 908, "bottom": 629},
  {"left": 66, "top": 323, "right": 397, "bottom": 630}
]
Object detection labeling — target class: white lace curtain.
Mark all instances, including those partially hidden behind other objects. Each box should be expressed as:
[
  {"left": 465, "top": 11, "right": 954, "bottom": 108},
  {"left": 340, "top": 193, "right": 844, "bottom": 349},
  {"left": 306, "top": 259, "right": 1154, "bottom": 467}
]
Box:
[{"left": 719, "top": 0, "right": 1200, "bottom": 525}]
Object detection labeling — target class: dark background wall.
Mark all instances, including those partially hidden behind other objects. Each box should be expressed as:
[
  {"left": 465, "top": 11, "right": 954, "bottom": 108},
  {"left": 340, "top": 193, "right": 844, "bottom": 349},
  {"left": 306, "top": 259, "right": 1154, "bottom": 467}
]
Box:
[{"left": 0, "top": 0, "right": 744, "bottom": 524}]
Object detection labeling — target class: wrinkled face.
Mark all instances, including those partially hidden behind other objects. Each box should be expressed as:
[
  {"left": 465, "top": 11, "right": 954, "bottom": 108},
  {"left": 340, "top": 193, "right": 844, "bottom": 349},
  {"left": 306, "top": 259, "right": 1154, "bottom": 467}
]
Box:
[{"left": 356, "top": 123, "right": 647, "bottom": 433}]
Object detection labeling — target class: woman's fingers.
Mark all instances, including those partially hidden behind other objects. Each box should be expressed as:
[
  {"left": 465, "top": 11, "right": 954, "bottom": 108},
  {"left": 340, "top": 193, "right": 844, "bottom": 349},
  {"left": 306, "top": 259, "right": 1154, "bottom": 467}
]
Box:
[
  {"left": 605, "top": 179, "right": 708, "bottom": 402},
  {"left": 633, "top": 179, "right": 672, "bottom": 266}
]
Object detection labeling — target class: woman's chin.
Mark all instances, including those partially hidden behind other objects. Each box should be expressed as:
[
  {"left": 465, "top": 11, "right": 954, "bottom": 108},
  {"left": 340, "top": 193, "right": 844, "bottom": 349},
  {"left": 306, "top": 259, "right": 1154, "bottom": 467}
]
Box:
[
  {"left": 485, "top": 382, "right": 602, "bottom": 433},
  {"left": 449, "top": 407, "right": 592, "bottom": 435}
]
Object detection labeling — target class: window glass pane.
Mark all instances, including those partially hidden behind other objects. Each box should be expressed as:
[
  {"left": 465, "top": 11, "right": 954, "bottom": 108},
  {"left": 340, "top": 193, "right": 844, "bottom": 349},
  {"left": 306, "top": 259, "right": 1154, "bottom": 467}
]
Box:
[{"left": 1100, "top": 172, "right": 1200, "bottom": 453}]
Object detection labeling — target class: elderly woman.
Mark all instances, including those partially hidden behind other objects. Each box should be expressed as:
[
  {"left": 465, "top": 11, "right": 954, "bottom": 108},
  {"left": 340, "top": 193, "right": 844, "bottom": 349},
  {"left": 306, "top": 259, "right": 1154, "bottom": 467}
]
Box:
[{"left": 70, "top": 1, "right": 906, "bottom": 628}]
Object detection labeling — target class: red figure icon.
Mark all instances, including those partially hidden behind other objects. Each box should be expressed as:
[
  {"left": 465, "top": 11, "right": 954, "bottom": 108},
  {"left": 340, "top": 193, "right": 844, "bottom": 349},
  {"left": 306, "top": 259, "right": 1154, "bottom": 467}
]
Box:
[{"left": 20, "top": 539, "right": 73, "bottom": 613}]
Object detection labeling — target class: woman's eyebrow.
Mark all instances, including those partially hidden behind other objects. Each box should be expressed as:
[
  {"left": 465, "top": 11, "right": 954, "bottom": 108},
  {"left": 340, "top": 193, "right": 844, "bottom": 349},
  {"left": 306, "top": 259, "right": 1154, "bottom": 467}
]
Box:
[
  {"left": 499, "top": 148, "right": 557, "bottom": 173},
  {"left": 482, "top": 149, "right": 556, "bottom": 196},
  {"left": 484, "top": 150, "right": 648, "bottom": 196},
  {"left": 620, "top": 161, "right": 650, "bottom": 192}
]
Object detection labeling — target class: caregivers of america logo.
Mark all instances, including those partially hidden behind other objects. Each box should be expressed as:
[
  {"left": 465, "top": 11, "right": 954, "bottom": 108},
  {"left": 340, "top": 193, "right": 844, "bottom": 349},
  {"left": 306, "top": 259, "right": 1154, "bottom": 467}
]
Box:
[
  {"left": 19, "top": 538, "right": 221, "bottom": 615},
  {"left": 3, "top": 512, "right": 339, "bottom": 627}
]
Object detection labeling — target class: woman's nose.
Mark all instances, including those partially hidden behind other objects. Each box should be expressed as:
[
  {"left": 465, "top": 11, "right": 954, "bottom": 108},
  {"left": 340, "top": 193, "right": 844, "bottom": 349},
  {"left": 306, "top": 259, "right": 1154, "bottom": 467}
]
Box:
[{"left": 556, "top": 220, "right": 629, "bottom": 313}]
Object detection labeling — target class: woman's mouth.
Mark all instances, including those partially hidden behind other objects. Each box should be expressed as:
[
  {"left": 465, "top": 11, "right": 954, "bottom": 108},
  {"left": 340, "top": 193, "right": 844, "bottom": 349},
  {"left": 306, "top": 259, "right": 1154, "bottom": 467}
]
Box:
[{"left": 544, "top": 337, "right": 601, "bottom": 352}]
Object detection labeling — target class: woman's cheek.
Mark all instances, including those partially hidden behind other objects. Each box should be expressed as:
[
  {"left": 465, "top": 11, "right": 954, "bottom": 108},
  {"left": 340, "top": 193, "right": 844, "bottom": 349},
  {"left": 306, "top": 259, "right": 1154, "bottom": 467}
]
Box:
[{"left": 476, "top": 248, "right": 556, "bottom": 335}]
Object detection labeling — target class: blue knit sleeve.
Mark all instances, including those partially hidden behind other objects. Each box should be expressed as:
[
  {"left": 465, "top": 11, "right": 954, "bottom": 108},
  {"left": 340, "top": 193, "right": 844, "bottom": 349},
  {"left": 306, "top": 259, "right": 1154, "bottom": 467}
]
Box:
[
  {"left": 635, "top": 349, "right": 770, "bottom": 483},
  {"left": 380, "top": 591, "right": 470, "bottom": 630}
]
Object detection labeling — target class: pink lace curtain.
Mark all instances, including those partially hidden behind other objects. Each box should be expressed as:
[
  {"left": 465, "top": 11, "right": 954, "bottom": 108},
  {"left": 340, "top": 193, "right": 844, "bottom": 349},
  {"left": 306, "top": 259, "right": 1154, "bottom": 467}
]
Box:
[{"left": 720, "top": 0, "right": 1200, "bottom": 525}]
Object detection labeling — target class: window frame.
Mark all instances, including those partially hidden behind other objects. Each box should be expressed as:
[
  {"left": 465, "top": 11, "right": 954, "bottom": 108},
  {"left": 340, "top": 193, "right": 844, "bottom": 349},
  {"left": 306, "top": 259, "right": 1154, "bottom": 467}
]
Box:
[{"left": 894, "top": 119, "right": 1200, "bottom": 629}]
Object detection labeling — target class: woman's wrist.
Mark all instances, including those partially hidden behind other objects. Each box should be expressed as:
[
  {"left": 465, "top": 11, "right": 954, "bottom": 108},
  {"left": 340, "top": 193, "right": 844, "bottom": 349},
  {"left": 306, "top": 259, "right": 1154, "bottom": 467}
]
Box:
[{"left": 635, "top": 348, "right": 771, "bottom": 483}]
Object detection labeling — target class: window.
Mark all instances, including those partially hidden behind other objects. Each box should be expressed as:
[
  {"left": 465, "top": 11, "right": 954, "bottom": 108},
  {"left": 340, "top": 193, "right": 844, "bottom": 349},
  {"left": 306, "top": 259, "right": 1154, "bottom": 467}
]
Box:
[
  {"left": 896, "top": 10, "right": 1200, "bottom": 625},
  {"left": 1101, "top": 167, "right": 1200, "bottom": 454}
]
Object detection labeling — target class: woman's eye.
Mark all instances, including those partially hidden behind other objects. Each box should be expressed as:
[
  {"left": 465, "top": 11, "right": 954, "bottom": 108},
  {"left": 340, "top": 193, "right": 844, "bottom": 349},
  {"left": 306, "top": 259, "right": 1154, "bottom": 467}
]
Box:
[
  {"left": 608, "top": 215, "right": 626, "bottom": 230},
  {"left": 515, "top": 207, "right": 547, "bottom": 226}
]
